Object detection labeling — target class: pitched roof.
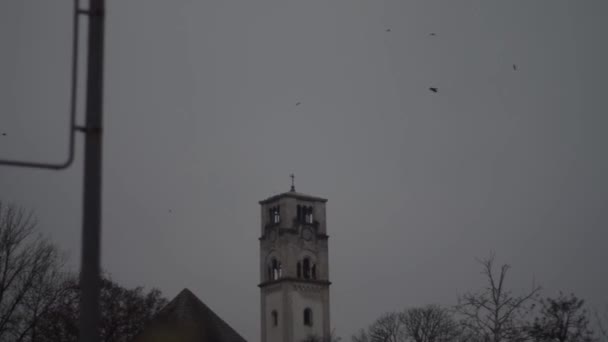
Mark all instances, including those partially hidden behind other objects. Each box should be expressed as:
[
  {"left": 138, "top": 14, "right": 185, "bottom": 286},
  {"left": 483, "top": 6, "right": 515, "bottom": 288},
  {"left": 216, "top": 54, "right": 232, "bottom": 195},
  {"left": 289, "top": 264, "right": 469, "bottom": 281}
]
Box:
[{"left": 131, "top": 288, "right": 248, "bottom": 342}]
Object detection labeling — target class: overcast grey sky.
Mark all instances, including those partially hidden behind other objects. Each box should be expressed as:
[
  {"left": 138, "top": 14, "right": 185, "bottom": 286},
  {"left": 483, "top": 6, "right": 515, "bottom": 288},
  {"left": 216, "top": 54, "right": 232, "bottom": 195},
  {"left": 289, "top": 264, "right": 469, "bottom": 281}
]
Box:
[{"left": 1, "top": 1, "right": 607, "bottom": 341}]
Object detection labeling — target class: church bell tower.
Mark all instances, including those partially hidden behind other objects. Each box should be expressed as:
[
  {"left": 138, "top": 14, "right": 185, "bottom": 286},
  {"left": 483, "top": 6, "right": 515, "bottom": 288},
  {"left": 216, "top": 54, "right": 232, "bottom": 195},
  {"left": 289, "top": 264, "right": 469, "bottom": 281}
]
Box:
[{"left": 259, "top": 182, "right": 331, "bottom": 342}]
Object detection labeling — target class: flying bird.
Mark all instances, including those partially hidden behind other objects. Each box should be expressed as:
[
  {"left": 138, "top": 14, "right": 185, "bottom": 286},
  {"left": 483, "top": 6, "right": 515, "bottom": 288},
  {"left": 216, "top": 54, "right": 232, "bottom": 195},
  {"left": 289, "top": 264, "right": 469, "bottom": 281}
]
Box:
[
  {"left": 513, "top": 64, "right": 517, "bottom": 71},
  {"left": 429, "top": 33, "right": 436, "bottom": 36},
  {"left": 1, "top": 133, "right": 6, "bottom": 136},
  {"left": 386, "top": 28, "right": 391, "bottom": 32},
  {"left": 429, "top": 87, "right": 438, "bottom": 93},
  {"left": 295, "top": 102, "right": 301, "bottom": 106}
]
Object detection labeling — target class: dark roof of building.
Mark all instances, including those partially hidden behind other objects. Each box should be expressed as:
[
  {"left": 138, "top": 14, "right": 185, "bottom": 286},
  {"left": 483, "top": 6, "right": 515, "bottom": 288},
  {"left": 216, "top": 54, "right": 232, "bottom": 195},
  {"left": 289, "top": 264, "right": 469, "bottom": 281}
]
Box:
[
  {"left": 259, "top": 190, "right": 328, "bottom": 204},
  {"left": 131, "top": 288, "right": 247, "bottom": 342}
]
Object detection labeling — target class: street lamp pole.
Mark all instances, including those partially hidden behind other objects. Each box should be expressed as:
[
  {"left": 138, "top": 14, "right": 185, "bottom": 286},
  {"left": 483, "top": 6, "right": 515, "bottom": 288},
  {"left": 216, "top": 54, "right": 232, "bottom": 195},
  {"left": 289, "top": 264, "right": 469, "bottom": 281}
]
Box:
[
  {"left": 78, "top": 0, "right": 105, "bottom": 341},
  {"left": 0, "top": 1, "right": 106, "bottom": 340}
]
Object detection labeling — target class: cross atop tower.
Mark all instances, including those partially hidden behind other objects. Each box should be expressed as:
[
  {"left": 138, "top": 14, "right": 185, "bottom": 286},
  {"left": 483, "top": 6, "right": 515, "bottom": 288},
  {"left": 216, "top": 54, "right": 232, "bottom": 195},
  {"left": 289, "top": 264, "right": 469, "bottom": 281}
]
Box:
[{"left": 290, "top": 174, "right": 295, "bottom": 192}]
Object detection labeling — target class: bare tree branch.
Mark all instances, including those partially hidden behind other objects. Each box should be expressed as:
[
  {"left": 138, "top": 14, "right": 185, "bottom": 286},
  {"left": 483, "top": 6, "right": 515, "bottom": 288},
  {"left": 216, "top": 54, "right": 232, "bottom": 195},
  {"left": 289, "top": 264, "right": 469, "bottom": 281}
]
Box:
[
  {"left": 35, "top": 273, "right": 168, "bottom": 342},
  {"left": 400, "top": 305, "right": 461, "bottom": 342},
  {"left": 594, "top": 305, "right": 608, "bottom": 340},
  {"left": 526, "top": 293, "right": 594, "bottom": 342},
  {"left": 352, "top": 329, "right": 371, "bottom": 342},
  {"left": 367, "top": 312, "right": 406, "bottom": 342},
  {"left": 0, "top": 201, "right": 67, "bottom": 342},
  {"left": 456, "top": 254, "right": 541, "bottom": 342}
]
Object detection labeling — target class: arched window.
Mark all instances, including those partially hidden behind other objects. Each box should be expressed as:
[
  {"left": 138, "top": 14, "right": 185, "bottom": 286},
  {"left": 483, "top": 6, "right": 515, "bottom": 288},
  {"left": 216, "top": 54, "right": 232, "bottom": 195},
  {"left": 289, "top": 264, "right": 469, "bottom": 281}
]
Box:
[
  {"left": 297, "top": 262, "right": 302, "bottom": 278},
  {"left": 269, "top": 206, "right": 281, "bottom": 224},
  {"left": 303, "top": 206, "right": 313, "bottom": 223},
  {"left": 271, "top": 258, "right": 282, "bottom": 280},
  {"left": 271, "top": 310, "right": 278, "bottom": 326},
  {"left": 303, "top": 308, "right": 313, "bottom": 326},
  {"left": 303, "top": 258, "right": 311, "bottom": 279},
  {"left": 311, "top": 264, "right": 317, "bottom": 280}
]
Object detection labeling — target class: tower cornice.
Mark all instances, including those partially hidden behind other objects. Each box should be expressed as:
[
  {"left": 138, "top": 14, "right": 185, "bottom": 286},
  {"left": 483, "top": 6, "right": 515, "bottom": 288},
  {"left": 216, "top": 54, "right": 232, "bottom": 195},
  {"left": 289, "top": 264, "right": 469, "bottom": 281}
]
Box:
[
  {"left": 259, "top": 191, "right": 328, "bottom": 204},
  {"left": 258, "top": 278, "right": 331, "bottom": 288}
]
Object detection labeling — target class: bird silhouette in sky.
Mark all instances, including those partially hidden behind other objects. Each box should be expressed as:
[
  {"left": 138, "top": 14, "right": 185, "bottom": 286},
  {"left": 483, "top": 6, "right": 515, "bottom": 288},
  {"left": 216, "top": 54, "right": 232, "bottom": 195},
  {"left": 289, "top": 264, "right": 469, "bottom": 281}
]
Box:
[
  {"left": 1, "top": 133, "right": 6, "bottom": 136},
  {"left": 386, "top": 28, "right": 391, "bottom": 32},
  {"left": 513, "top": 64, "right": 517, "bottom": 71},
  {"left": 295, "top": 102, "right": 301, "bottom": 106},
  {"left": 429, "top": 87, "right": 438, "bottom": 93},
  {"left": 430, "top": 33, "right": 436, "bottom": 36}
]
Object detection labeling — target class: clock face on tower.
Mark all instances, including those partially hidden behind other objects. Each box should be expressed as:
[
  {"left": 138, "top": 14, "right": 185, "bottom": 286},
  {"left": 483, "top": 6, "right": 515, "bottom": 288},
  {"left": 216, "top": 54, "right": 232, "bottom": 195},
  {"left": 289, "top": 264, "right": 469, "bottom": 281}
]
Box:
[{"left": 302, "top": 227, "right": 313, "bottom": 241}]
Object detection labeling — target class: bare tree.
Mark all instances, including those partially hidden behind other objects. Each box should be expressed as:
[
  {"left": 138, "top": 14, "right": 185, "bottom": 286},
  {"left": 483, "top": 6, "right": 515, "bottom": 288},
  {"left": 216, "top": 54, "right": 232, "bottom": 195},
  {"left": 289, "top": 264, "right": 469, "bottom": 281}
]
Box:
[
  {"left": 595, "top": 304, "right": 608, "bottom": 341},
  {"left": 526, "top": 292, "right": 594, "bottom": 342},
  {"left": 352, "top": 328, "right": 370, "bottom": 342},
  {"left": 35, "top": 274, "right": 168, "bottom": 342},
  {"left": 401, "top": 305, "right": 461, "bottom": 342},
  {"left": 456, "top": 254, "right": 541, "bottom": 342},
  {"left": 368, "top": 312, "right": 406, "bottom": 342},
  {"left": 0, "top": 202, "right": 67, "bottom": 342}
]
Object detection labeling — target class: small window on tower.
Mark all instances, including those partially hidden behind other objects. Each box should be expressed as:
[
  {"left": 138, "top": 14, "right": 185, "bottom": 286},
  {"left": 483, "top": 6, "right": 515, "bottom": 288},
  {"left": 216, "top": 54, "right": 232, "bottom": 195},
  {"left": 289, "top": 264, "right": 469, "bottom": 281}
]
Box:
[
  {"left": 271, "top": 206, "right": 280, "bottom": 224},
  {"left": 304, "top": 308, "right": 313, "bottom": 326},
  {"left": 303, "top": 258, "right": 311, "bottom": 279},
  {"left": 272, "top": 310, "right": 278, "bottom": 326},
  {"left": 304, "top": 206, "right": 313, "bottom": 224},
  {"left": 271, "top": 259, "right": 282, "bottom": 280}
]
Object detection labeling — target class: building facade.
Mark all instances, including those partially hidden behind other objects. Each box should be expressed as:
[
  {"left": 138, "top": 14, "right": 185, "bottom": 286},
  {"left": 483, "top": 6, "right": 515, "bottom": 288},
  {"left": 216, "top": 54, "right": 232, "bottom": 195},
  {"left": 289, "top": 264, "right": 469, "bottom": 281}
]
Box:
[{"left": 259, "top": 188, "right": 331, "bottom": 342}]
